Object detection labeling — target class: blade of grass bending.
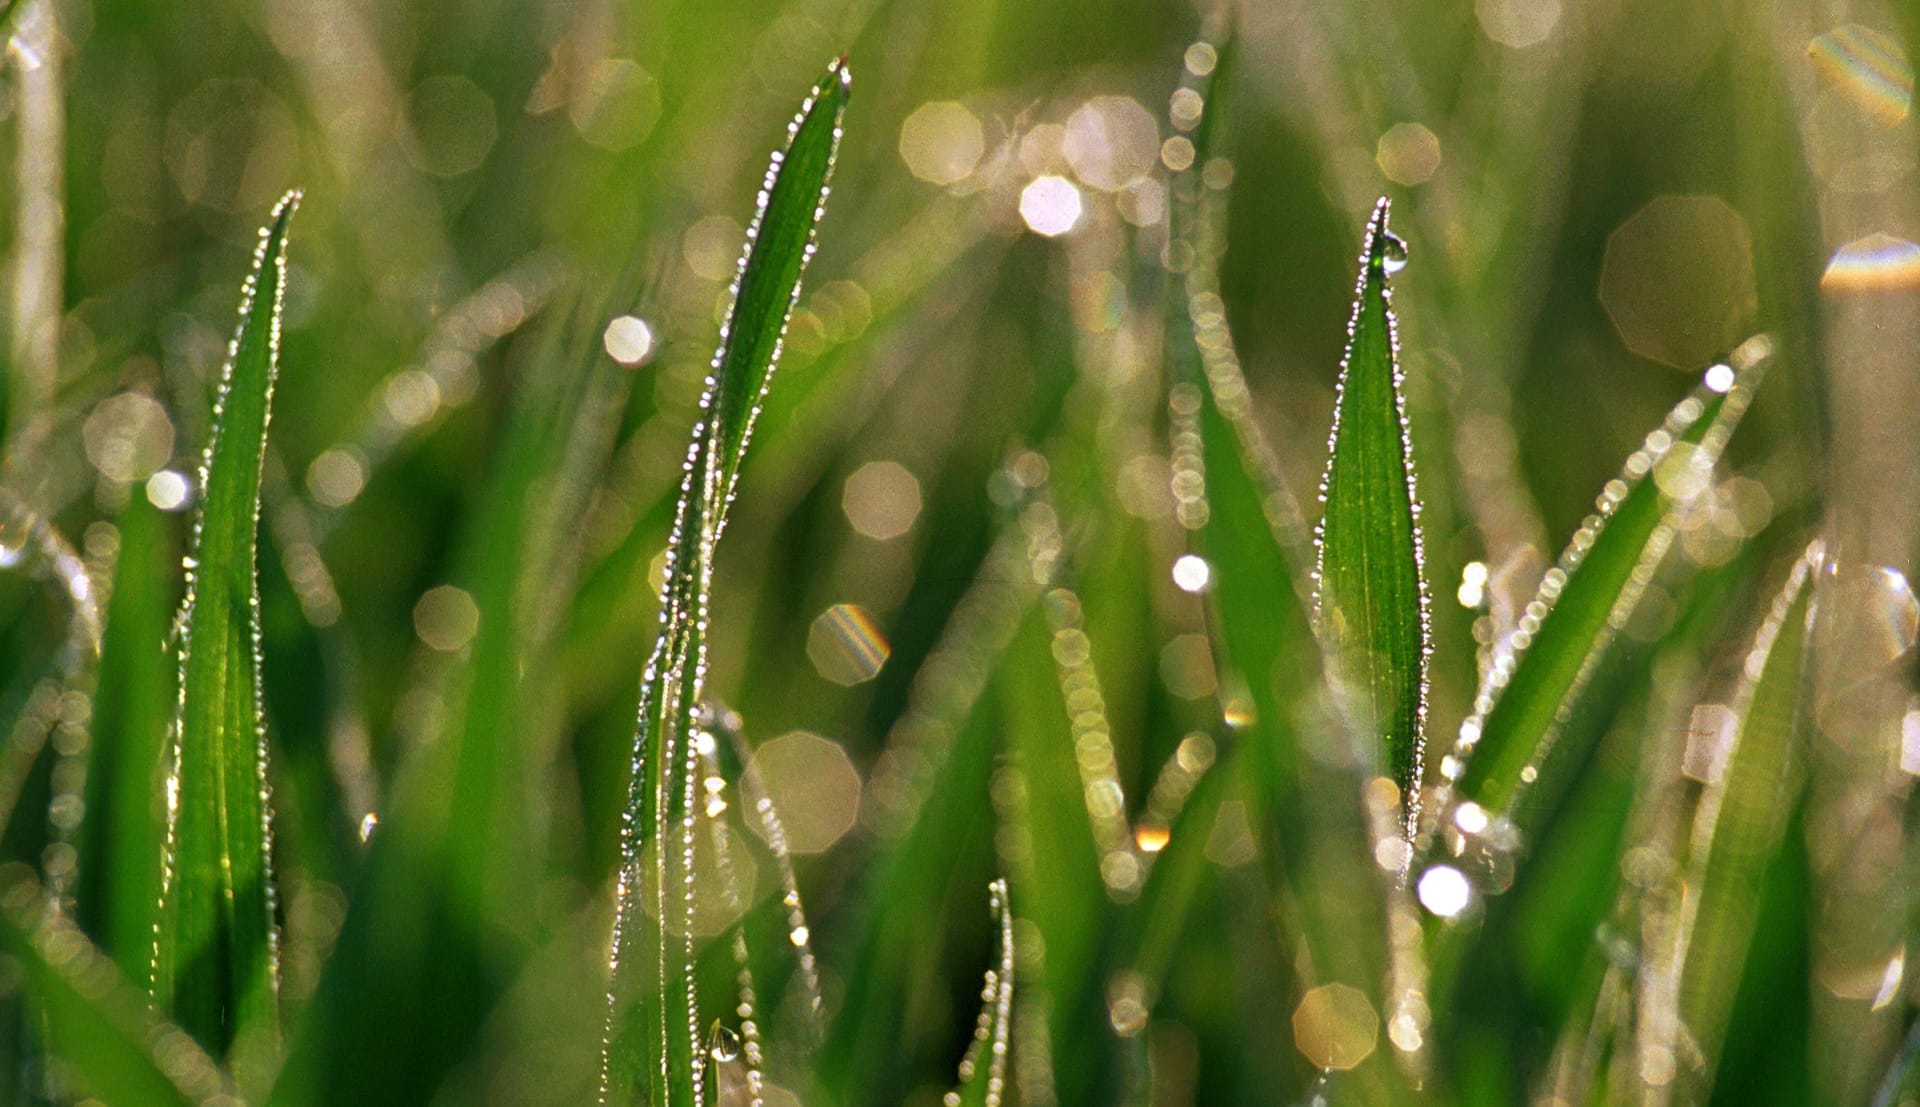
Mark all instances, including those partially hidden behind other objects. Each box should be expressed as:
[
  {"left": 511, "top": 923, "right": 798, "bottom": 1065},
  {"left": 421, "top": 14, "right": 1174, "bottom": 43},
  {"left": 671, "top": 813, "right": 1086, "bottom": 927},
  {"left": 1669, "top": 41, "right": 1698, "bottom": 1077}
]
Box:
[
  {"left": 77, "top": 496, "right": 176, "bottom": 980},
  {"left": 1, "top": 866, "right": 234, "bottom": 1105},
  {"left": 602, "top": 57, "right": 849, "bottom": 1107},
  {"left": 1313, "top": 196, "right": 1431, "bottom": 836},
  {"left": 1430, "top": 335, "right": 1773, "bottom": 839},
  {"left": 152, "top": 191, "right": 298, "bottom": 1076},
  {"left": 1659, "top": 540, "right": 1817, "bottom": 1098},
  {"left": 946, "top": 878, "right": 1015, "bottom": 1107}
]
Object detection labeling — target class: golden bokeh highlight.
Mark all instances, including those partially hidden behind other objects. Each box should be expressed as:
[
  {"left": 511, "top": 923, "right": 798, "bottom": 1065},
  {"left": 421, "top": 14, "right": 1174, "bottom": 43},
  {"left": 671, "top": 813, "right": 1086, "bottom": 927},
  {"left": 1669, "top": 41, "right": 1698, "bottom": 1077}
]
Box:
[{"left": 1291, "top": 983, "right": 1379, "bottom": 1070}]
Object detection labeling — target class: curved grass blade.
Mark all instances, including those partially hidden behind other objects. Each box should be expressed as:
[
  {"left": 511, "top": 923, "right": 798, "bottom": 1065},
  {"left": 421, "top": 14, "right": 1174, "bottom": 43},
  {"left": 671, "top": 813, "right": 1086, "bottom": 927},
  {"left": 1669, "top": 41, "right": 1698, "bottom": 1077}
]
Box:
[
  {"left": 152, "top": 191, "right": 299, "bottom": 1076},
  {"left": 1433, "top": 335, "right": 1773, "bottom": 834},
  {"left": 1313, "top": 196, "right": 1432, "bottom": 835},
  {"left": 947, "top": 878, "right": 1015, "bottom": 1107},
  {"left": 1, "top": 866, "right": 233, "bottom": 1105},
  {"left": 603, "top": 57, "right": 849, "bottom": 1107},
  {"left": 1662, "top": 540, "right": 1818, "bottom": 1096}
]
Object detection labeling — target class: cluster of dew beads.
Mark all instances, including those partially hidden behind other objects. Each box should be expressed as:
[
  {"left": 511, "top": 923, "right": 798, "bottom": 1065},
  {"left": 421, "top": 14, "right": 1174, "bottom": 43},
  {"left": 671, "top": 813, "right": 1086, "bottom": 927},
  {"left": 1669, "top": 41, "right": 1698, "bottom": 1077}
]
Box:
[{"left": 1415, "top": 799, "right": 1521, "bottom": 920}]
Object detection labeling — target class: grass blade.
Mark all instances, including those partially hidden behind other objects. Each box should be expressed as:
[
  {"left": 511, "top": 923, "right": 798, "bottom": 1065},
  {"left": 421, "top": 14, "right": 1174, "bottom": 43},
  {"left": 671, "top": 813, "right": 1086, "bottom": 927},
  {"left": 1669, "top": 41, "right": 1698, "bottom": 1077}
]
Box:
[
  {"left": 947, "top": 877, "right": 1015, "bottom": 1107},
  {"left": 1433, "top": 336, "right": 1773, "bottom": 835},
  {"left": 77, "top": 496, "right": 176, "bottom": 980},
  {"left": 153, "top": 191, "right": 299, "bottom": 1079},
  {"left": 2, "top": 865, "right": 232, "bottom": 1105},
  {"left": 603, "top": 57, "right": 849, "bottom": 1107},
  {"left": 1663, "top": 540, "right": 1817, "bottom": 1095},
  {"left": 1313, "top": 196, "right": 1432, "bottom": 833}
]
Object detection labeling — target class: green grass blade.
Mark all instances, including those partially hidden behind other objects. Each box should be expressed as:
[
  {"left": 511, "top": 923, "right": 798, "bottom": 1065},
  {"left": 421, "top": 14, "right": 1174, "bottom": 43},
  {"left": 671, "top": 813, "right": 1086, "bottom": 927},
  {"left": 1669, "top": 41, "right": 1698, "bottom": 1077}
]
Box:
[
  {"left": 1668, "top": 540, "right": 1817, "bottom": 1092},
  {"left": 153, "top": 191, "right": 299, "bottom": 1076},
  {"left": 77, "top": 496, "right": 176, "bottom": 980},
  {"left": 1435, "top": 336, "right": 1773, "bottom": 830},
  {"left": 603, "top": 57, "right": 849, "bottom": 1107},
  {"left": 1, "top": 865, "right": 233, "bottom": 1105},
  {"left": 1313, "top": 197, "right": 1431, "bottom": 831},
  {"left": 947, "top": 877, "right": 1014, "bottom": 1107}
]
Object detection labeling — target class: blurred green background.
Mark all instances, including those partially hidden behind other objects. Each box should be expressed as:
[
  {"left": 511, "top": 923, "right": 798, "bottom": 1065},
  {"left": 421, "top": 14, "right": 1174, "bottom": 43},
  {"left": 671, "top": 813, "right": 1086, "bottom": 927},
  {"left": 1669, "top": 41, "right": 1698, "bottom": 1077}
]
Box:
[{"left": 0, "top": 0, "right": 1917, "bottom": 1102}]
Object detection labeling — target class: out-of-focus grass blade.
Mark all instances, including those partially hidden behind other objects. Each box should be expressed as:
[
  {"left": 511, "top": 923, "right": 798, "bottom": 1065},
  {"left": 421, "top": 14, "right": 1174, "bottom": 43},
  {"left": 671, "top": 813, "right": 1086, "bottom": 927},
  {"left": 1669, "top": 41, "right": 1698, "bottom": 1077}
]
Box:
[
  {"left": 1313, "top": 196, "right": 1431, "bottom": 828},
  {"left": 1668, "top": 540, "right": 1817, "bottom": 1094},
  {"left": 1434, "top": 336, "right": 1773, "bottom": 834},
  {"left": 603, "top": 57, "right": 849, "bottom": 1107},
  {"left": 946, "top": 878, "right": 1014, "bottom": 1107},
  {"left": 153, "top": 191, "right": 299, "bottom": 1074},
  {"left": 0, "top": 865, "right": 233, "bottom": 1106},
  {"left": 76, "top": 496, "right": 175, "bottom": 980}
]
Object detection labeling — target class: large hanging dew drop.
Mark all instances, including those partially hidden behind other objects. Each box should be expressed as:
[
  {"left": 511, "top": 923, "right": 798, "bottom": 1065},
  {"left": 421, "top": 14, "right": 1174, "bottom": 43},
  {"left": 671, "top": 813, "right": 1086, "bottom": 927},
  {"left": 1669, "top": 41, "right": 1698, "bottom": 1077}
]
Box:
[{"left": 1381, "top": 231, "right": 1410, "bottom": 274}]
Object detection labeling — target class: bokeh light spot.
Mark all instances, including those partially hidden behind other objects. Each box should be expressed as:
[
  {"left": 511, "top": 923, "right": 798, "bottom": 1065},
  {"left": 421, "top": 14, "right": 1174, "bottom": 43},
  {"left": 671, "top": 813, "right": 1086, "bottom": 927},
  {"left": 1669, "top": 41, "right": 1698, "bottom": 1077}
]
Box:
[
  {"left": 1063, "top": 96, "right": 1160, "bottom": 191},
  {"left": 842, "top": 461, "right": 923, "bottom": 541},
  {"left": 1477, "top": 0, "right": 1561, "bottom": 48},
  {"left": 1020, "top": 175, "right": 1083, "bottom": 237},
  {"left": 899, "top": 101, "right": 985, "bottom": 186},
  {"left": 1821, "top": 233, "right": 1920, "bottom": 293},
  {"left": 808, "top": 603, "right": 892, "bottom": 685},
  {"left": 1291, "top": 984, "right": 1379, "bottom": 1071},
  {"left": 1376, "top": 122, "right": 1442, "bottom": 186},
  {"left": 307, "top": 447, "right": 368, "bottom": 508},
  {"left": 1599, "top": 195, "right": 1756, "bottom": 369},
  {"left": 82, "top": 392, "right": 174, "bottom": 484},
  {"left": 414, "top": 585, "right": 480, "bottom": 652},
  {"left": 602, "top": 315, "right": 655, "bottom": 366},
  {"left": 748, "top": 731, "right": 861, "bottom": 854},
  {"left": 1808, "top": 23, "right": 1913, "bottom": 125}
]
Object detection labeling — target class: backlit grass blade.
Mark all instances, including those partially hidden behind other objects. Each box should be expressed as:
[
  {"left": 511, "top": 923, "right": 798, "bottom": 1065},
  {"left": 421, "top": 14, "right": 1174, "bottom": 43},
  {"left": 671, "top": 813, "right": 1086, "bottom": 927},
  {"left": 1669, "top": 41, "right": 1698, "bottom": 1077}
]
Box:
[
  {"left": 1313, "top": 196, "right": 1431, "bottom": 833},
  {"left": 0, "top": 866, "right": 233, "bottom": 1106},
  {"left": 603, "top": 57, "right": 849, "bottom": 1107},
  {"left": 152, "top": 191, "right": 298, "bottom": 1076},
  {"left": 1665, "top": 540, "right": 1817, "bottom": 1095},
  {"left": 1432, "top": 338, "right": 1773, "bottom": 840},
  {"left": 946, "top": 878, "right": 1015, "bottom": 1107}
]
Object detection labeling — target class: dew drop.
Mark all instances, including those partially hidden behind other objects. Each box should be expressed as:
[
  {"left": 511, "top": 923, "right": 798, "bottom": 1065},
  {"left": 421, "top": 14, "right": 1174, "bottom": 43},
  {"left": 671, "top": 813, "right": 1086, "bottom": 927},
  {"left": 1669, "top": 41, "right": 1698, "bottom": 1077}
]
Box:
[
  {"left": 1381, "top": 232, "right": 1410, "bottom": 275},
  {"left": 708, "top": 1022, "right": 742, "bottom": 1063},
  {"left": 1416, "top": 865, "right": 1472, "bottom": 917}
]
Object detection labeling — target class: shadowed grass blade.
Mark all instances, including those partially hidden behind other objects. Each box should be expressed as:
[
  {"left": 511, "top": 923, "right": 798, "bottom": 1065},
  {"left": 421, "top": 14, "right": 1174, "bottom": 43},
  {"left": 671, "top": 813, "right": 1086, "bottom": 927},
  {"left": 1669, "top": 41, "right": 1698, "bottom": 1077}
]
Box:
[
  {"left": 947, "top": 878, "right": 1014, "bottom": 1107},
  {"left": 1665, "top": 540, "right": 1817, "bottom": 1094},
  {"left": 1434, "top": 335, "right": 1773, "bottom": 834},
  {"left": 603, "top": 57, "right": 849, "bottom": 1107},
  {"left": 3, "top": 865, "right": 233, "bottom": 1105},
  {"left": 1314, "top": 196, "right": 1431, "bottom": 833},
  {"left": 77, "top": 496, "right": 175, "bottom": 980},
  {"left": 153, "top": 191, "right": 298, "bottom": 1077}
]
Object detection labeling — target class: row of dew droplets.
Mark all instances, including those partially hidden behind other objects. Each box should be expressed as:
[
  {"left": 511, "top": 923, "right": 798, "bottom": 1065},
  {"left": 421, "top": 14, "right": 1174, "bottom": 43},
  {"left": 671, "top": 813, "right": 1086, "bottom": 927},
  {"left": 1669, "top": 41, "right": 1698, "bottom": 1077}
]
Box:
[
  {"left": 1415, "top": 335, "right": 1774, "bottom": 921},
  {"left": 152, "top": 190, "right": 299, "bottom": 1058},
  {"left": 601, "top": 56, "right": 849, "bottom": 1106},
  {"left": 945, "top": 878, "right": 1015, "bottom": 1107},
  {"left": 1308, "top": 196, "right": 1433, "bottom": 848}
]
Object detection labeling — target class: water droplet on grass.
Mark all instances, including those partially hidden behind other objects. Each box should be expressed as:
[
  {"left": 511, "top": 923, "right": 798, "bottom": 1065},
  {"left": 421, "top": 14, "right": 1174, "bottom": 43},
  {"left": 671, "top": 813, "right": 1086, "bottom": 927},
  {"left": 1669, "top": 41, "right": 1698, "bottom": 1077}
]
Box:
[{"left": 1381, "top": 232, "right": 1409, "bottom": 274}]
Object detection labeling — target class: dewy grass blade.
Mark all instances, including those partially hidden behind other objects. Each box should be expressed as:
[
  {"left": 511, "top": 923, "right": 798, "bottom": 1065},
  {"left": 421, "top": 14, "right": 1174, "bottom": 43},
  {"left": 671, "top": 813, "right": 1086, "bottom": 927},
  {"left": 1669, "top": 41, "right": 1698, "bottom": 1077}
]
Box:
[
  {"left": 1313, "top": 197, "right": 1432, "bottom": 838},
  {"left": 602, "top": 57, "right": 848, "bottom": 1107},
  {"left": 1432, "top": 335, "right": 1773, "bottom": 835},
  {"left": 947, "top": 878, "right": 1015, "bottom": 1107},
  {"left": 1664, "top": 540, "right": 1817, "bottom": 1092},
  {"left": 151, "top": 191, "right": 298, "bottom": 1076},
  {"left": 0, "top": 866, "right": 233, "bottom": 1106}
]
